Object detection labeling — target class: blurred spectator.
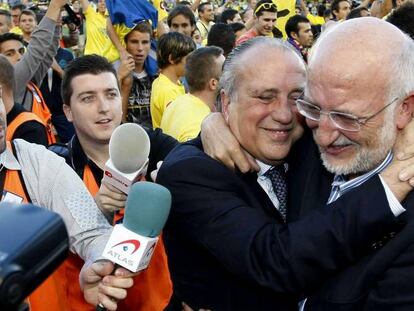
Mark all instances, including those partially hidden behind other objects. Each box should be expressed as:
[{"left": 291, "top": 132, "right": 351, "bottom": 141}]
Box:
[
  {"left": 387, "top": 1, "right": 414, "bottom": 39},
  {"left": 192, "top": 27, "right": 203, "bottom": 45},
  {"left": 207, "top": 22, "right": 236, "bottom": 57},
  {"left": 0, "top": 9, "right": 11, "bottom": 34},
  {"left": 19, "top": 9, "right": 36, "bottom": 44},
  {"left": 285, "top": 15, "right": 313, "bottom": 62},
  {"left": 150, "top": 32, "right": 196, "bottom": 128},
  {"left": 347, "top": 6, "right": 370, "bottom": 19},
  {"left": 81, "top": 0, "right": 112, "bottom": 57},
  {"left": 236, "top": 0, "right": 278, "bottom": 45},
  {"left": 167, "top": 5, "right": 196, "bottom": 37},
  {"left": 220, "top": 8, "right": 243, "bottom": 23},
  {"left": 230, "top": 21, "right": 247, "bottom": 39},
  {"left": 39, "top": 44, "right": 75, "bottom": 143},
  {"left": 298, "top": 0, "right": 325, "bottom": 25},
  {"left": 197, "top": 2, "right": 215, "bottom": 40},
  {"left": 117, "top": 22, "right": 155, "bottom": 126},
  {"left": 331, "top": 0, "right": 351, "bottom": 20},
  {"left": 10, "top": 3, "right": 25, "bottom": 34},
  {"left": 160, "top": 46, "right": 224, "bottom": 142}
]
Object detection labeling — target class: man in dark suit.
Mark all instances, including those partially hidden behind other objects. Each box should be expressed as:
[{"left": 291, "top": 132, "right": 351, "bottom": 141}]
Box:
[
  {"left": 198, "top": 18, "right": 414, "bottom": 310},
  {"left": 157, "top": 35, "right": 414, "bottom": 310},
  {"left": 294, "top": 17, "right": 414, "bottom": 311}
]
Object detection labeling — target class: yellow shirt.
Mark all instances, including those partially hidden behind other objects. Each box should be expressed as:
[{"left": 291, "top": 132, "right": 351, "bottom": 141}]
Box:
[
  {"left": 306, "top": 13, "right": 325, "bottom": 25},
  {"left": 150, "top": 73, "right": 185, "bottom": 128},
  {"left": 196, "top": 20, "right": 214, "bottom": 40},
  {"left": 83, "top": 5, "right": 111, "bottom": 57},
  {"left": 10, "top": 26, "right": 23, "bottom": 35},
  {"left": 160, "top": 94, "right": 211, "bottom": 142}
]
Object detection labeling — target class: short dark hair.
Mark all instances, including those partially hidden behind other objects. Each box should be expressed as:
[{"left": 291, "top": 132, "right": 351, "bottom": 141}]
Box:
[
  {"left": 124, "top": 21, "right": 153, "bottom": 43},
  {"left": 285, "top": 15, "right": 310, "bottom": 39},
  {"left": 19, "top": 9, "right": 36, "bottom": 21},
  {"left": 178, "top": 0, "right": 191, "bottom": 6},
  {"left": 61, "top": 55, "right": 118, "bottom": 106},
  {"left": 324, "top": 8, "right": 332, "bottom": 18},
  {"left": 11, "top": 4, "right": 26, "bottom": 12},
  {"left": 317, "top": 4, "right": 326, "bottom": 17},
  {"left": 0, "top": 9, "right": 11, "bottom": 25},
  {"left": 331, "top": 0, "right": 349, "bottom": 19},
  {"left": 346, "top": 7, "right": 369, "bottom": 19},
  {"left": 198, "top": 2, "right": 212, "bottom": 14},
  {"left": 254, "top": 0, "right": 277, "bottom": 17},
  {"left": 167, "top": 5, "right": 196, "bottom": 27},
  {"left": 0, "top": 32, "right": 24, "bottom": 49},
  {"left": 0, "top": 54, "right": 15, "bottom": 92},
  {"left": 207, "top": 23, "right": 235, "bottom": 57},
  {"left": 185, "top": 46, "right": 223, "bottom": 93},
  {"left": 156, "top": 32, "right": 196, "bottom": 70},
  {"left": 230, "top": 22, "right": 246, "bottom": 33},
  {"left": 387, "top": 2, "right": 414, "bottom": 39},
  {"left": 220, "top": 9, "right": 239, "bottom": 23}
]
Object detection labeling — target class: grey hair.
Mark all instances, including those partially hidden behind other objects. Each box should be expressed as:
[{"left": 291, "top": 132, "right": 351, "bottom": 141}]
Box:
[{"left": 218, "top": 37, "right": 306, "bottom": 105}]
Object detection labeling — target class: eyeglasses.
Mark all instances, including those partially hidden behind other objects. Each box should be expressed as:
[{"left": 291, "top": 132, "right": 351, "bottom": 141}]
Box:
[
  {"left": 254, "top": 2, "right": 278, "bottom": 14},
  {"left": 295, "top": 96, "right": 400, "bottom": 132}
]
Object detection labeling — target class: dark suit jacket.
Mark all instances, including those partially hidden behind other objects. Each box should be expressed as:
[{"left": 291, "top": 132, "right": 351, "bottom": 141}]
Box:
[
  {"left": 286, "top": 130, "right": 414, "bottom": 311},
  {"left": 157, "top": 134, "right": 404, "bottom": 311}
]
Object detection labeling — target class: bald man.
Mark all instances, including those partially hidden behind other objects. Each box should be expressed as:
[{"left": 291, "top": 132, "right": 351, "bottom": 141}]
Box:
[
  {"left": 297, "top": 17, "right": 414, "bottom": 311},
  {"left": 200, "top": 17, "right": 414, "bottom": 311}
]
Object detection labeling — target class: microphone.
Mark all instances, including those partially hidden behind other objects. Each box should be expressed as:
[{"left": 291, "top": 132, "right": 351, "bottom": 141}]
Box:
[
  {"left": 0, "top": 203, "right": 69, "bottom": 310},
  {"left": 102, "top": 181, "right": 171, "bottom": 272},
  {"left": 102, "top": 123, "right": 150, "bottom": 194},
  {"left": 97, "top": 182, "right": 171, "bottom": 311}
]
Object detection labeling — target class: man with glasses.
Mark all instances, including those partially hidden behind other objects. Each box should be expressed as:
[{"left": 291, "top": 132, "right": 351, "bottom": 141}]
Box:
[
  {"left": 157, "top": 35, "right": 414, "bottom": 310},
  {"left": 200, "top": 18, "right": 414, "bottom": 310}
]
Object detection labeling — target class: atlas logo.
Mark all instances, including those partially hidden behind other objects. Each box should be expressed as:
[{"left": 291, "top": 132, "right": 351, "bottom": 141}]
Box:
[{"left": 112, "top": 239, "right": 141, "bottom": 254}]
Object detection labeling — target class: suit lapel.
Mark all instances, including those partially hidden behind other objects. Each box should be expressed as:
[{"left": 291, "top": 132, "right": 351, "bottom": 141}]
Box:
[{"left": 239, "top": 171, "right": 286, "bottom": 223}]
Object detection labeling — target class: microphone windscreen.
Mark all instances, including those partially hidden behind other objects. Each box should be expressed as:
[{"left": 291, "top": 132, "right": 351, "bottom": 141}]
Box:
[
  {"left": 123, "top": 182, "right": 172, "bottom": 237},
  {"left": 109, "top": 123, "right": 150, "bottom": 174}
]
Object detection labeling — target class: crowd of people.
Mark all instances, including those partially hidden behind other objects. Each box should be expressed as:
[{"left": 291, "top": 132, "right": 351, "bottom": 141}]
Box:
[{"left": 0, "top": 0, "right": 414, "bottom": 310}]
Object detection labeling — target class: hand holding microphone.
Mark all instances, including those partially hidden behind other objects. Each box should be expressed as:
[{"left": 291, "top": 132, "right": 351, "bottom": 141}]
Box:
[{"left": 93, "top": 181, "right": 172, "bottom": 310}]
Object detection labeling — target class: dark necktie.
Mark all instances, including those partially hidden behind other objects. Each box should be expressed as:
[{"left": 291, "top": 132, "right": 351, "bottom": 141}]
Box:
[{"left": 264, "top": 165, "right": 287, "bottom": 220}]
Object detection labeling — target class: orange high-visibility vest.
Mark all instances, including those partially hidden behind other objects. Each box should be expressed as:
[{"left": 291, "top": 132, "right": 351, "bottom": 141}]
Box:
[
  {"left": 6, "top": 111, "right": 56, "bottom": 145},
  {"left": 26, "top": 82, "right": 56, "bottom": 144},
  {"left": 61, "top": 164, "right": 173, "bottom": 310},
  {"left": 2, "top": 141, "right": 68, "bottom": 311}
]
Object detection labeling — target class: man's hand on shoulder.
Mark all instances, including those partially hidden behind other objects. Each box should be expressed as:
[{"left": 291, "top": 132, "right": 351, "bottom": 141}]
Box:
[
  {"left": 201, "top": 113, "right": 259, "bottom": 173},
  {"left": 381, "top": 118, "right": 414, "bottom": 201}
]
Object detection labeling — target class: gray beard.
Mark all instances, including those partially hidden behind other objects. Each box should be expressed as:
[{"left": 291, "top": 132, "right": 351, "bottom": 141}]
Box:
[{"left": 316, "top": 111, "right": 396, "bottom": 176}]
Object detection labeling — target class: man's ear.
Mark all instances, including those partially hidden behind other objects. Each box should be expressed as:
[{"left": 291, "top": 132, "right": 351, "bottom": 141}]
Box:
[
  {"left": 290, "top": 31, "right": 299, "bottom": 41},
  {"left": 168, "top": 54, "right": 175, "bottom": 65},
  {"left": 396, "top": 92, "right": 414, "bottom": 130},
  {"left": 63, "top": 104, "right": 73, "bottom": 122},
  {"left": 220, "top": 89, "right": 231, "bottom": 123},
  {"left": 208, "top": 78, "right": 218, "bottom": 91}
]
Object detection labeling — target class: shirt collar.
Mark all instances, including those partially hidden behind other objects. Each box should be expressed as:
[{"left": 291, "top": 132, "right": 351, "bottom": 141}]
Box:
[
  {"left": 257, "top": 160, "right": 288, "bottom": 177},
  {"left": 257, "top": 160, "right": 272, "bottom": 177},
  {"left": 332, "top": 151, "right": 393, "bottom": 191},
  {"left": 0, "top": 147, "right": 21, "bottom": 170}
]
